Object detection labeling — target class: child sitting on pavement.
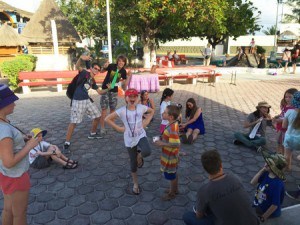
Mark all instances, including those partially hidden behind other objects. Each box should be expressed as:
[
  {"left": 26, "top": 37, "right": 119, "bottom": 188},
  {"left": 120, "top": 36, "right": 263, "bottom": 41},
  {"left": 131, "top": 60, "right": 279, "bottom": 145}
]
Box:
[
  {"left": 29, "top": 128, "right": 78, "bottom": 169},
  {"left": 154, "top": 105, "right": 181, "bottom": 201},
  {"left": 251, "top": 149, "right": 287, "bottom": 223}
]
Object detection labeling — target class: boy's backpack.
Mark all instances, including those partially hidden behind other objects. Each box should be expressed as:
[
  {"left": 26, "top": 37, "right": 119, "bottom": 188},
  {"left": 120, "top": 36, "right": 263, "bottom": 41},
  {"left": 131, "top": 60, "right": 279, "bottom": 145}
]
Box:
[{"left": 66, "top": 70, "right": 89, "bottom": 99}]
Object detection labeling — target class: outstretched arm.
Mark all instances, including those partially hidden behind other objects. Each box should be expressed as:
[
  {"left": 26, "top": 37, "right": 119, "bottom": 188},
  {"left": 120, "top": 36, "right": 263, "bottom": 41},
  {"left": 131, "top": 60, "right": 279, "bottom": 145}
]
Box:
[{"left": 105, "top": 112, "right": 125, "bottom": 133}]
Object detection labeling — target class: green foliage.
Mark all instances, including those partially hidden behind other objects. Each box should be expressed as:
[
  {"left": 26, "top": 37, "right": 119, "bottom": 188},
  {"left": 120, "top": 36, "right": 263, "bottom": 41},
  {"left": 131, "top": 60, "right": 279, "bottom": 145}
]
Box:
[
  {"left": 283, "top": 0, "right": 300, "bottom": 24},
  {"left": 0, "top": 59, "right": 34, "bottom": 90},
  {"left": 256, "top": 46, "right": 266, "bottom": 54},
  {"left": 262, "top": 25, "right": 276, "bottom": 35}
]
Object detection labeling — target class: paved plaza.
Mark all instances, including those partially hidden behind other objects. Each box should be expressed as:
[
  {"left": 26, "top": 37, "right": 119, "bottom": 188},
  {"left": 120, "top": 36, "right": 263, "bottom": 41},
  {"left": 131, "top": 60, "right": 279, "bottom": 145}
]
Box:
[{"left": 1, "top": 68, "right": 300, "bottom": 225}]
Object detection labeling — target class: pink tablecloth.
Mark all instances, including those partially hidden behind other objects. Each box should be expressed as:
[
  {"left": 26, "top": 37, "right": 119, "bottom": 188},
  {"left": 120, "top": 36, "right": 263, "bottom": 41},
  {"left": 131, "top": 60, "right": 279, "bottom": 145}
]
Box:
[{"left": 128, "top": 73, "right": 160, "bottom": 92}]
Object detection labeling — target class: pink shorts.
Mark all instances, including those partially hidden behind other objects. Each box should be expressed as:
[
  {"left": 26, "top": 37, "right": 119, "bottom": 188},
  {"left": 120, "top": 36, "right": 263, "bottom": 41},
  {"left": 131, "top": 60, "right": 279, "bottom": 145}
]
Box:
[
  {"left": 160, "top": 124, "right": 167, "bottom": 134},
  {"left": 0, "top": 172, "right": 31, "bottom": 195}
]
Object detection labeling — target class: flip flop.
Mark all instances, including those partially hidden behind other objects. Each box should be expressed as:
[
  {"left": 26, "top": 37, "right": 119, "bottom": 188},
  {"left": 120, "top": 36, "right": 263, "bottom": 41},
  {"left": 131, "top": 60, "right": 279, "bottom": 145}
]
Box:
[
  {"left": 187, "top": 134, "right": 193, "bottom": 144},
  {"left": 132, "top": 186, "right": 140, "bottom": 195}
]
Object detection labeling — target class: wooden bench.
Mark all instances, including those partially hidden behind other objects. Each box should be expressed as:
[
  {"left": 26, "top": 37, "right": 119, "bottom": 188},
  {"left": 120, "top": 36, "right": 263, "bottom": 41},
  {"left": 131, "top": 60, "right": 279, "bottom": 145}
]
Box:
[
  {"left": 158, "top": 71, "right": 222, "bottom": 86},
  {"left": 18, "top": 70, "right": 106, "bottom": 94}
]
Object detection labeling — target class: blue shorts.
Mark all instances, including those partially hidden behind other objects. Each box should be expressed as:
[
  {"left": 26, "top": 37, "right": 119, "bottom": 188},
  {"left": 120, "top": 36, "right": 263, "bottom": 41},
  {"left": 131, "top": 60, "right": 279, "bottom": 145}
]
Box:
[{"left": 163, "top": 172, "right": 176, "bottom": 180}]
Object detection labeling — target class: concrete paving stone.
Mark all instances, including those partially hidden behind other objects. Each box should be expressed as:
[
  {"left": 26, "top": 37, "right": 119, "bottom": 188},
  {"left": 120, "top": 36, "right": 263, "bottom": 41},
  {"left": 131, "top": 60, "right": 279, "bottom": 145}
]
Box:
[
  {"left": 68, "top": 195, "right": 86, "bottom": 207},
  {"left": 84, "top": 177, "right": 102, "bottom": 186},
  {"left": 91, "top": 210, "right": 111, "bottom": 224},
  {"left": 47, "top": 198, "right": 66, "bottom": 211},
  {"left": 164, "top": 219, "right": 186, "bottom": 225},
  {"left": 27, "top": 202, "right": 45, "bottom": 215},
  {"left": 110, "top": 179, "right": 129, "bottom": 189},
  {"left": 118, "top": 195, "right": 138, "bottom": 207},
  {"left": 57, "top": 187, "right": 75, "bottom": 199},
  {"left": 125, "top": 215, "right": 149, "bottom": 225},
  {"left": 30, "top": 184, "right": 47, "bottom": 195},
  {"left": 167, "top": 206, "right": 187, "bottom": 220},
  {"left": 106, "top": 188, "right": 124, "bottom": 199},
  {"left": 151, "top": 198, "right": 172, "bottom": 210},
  {"left": 132, "top": 202, "right": 153, "bottom": 215},
  {"left": 78, "top": 202, "right": 99, "bottom": 215},
  {"left": 147, "top": 210, "right": 168, "bottom": 225},
  {"left": 66, "top": 215, "right": 90, "bottom": 225},
  {"left": 48, "top": 181, "right": 65, "bottom": 192},
  {"left": 47, "top": 219, "right": 68, "bottom": 225},
  {"left": 139, "top": 181, "right": 159, "bottom": 192},
  {"left": 102, "top": 173, "right": 118, "bottom": 182},
  {"left": 230, "top": 159, "right": 245, "bottom": 167},
  {"left": 99, "top": 198, "right": 119, "bottom": 211},
  {"left": 232, "top": 166, "right": 249, "bottom": 174},
  {"left": 57, "top": 206, "right": 78, "bottom": 220},
  {"left": 77, "top": 185, "right": 94, "bottom": 195},
  {"left": 56, "top": 173, "right": 75, "bottom": 182},
  {"left": 104, "top": 219, "right": 126, "bottom": 225},
  {"left": 30, "top": 170, "right": 48, "bottom": 179},
  {"left": 38, "top": 176, "right": 56, "bottom": 185},
  {"left": 111, "top": 206, "right": 132, "bottom": 220},
  {"left": 33, "top": 210, "right": 56, "bottom": 224},
  {"left": 66, "top": 179, "right": 83, "bottom": 188},
  {"left": 139, "top": 191, "right": 156, "bottom": 202}
]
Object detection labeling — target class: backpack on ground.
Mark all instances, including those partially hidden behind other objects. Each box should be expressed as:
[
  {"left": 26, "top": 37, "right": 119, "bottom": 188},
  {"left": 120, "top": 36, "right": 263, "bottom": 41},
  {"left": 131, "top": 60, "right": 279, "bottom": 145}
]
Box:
[{"left": 66, "top": 70, "right": 88, "bottom": 99}]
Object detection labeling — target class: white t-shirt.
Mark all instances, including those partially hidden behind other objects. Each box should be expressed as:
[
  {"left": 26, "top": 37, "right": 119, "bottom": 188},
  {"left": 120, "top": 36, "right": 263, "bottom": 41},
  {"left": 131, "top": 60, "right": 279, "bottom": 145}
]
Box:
[
  {"left": 29, "top": 141, "right": 51, "bottom": 164},
  {"left": 116, "top": 104, "right": 148, "bottom": 148},
  {"left": 160, "top": 100, "right": 171, "bottom": 126}
]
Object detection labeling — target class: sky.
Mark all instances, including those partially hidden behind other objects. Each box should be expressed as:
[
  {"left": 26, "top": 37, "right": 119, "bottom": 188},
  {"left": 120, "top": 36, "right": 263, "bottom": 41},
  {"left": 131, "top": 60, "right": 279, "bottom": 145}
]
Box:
[{"left": 2, "top": 0, "right": 293, "bottom": 34}]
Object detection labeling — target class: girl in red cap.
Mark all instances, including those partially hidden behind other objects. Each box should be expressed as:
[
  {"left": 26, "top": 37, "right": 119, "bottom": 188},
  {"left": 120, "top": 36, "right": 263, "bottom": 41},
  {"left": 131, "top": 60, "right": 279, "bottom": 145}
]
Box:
[{"left": 105, "top": 88, "right": 154, "bottom": 194}]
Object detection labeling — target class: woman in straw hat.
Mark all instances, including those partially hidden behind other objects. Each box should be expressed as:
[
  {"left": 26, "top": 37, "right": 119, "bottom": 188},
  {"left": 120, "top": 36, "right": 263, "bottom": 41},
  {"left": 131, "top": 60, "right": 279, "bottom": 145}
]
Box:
[
  {"left": 233, "top": 101, "right": 273, "bottom": 152},
  {"left": 282, "top": 91, "right": 300, "bottom": 171},
  {"left": 0, "top": 84, "right": 41, "bottom": 225},
  {"left": 251, "top": 149, "right": 287, "bottom": 223}
]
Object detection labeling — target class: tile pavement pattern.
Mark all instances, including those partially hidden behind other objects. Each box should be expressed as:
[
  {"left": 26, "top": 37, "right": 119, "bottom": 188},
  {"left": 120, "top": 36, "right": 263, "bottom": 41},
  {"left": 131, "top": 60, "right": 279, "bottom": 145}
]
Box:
[{"left": 0, "top": 72, "right": 300, "bottom": 224}]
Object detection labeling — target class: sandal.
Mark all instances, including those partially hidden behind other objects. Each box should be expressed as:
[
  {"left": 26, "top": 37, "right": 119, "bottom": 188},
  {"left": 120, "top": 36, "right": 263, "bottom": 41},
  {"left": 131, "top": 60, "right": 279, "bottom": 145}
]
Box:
[
  {"left": 161, "top": 193, "right": 176, "bottom": 201},
  {"left": 65, "top": 158, "right": 78, "bottom": 165},
  {"left": 63, "top": 160, "right": 78, "bottom": 169},
  {"left": 187, "top": 134, "right": 193, "bottom": 144},
  {"left": 132, "top": 186, "right": 140, "bottom": 195},
  {"left": 137, "top": 152, "right": 144, "bottom": 168}
]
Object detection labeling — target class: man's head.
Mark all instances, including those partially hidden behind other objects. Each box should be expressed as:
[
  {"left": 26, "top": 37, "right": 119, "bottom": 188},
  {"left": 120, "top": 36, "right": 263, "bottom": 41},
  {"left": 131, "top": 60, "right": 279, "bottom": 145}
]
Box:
[
  {"left": 90, "top": 62, "right": 101, "bottom": 75},
  {"left": 201, "top": 150, "right": 222, "bottom": 175}
]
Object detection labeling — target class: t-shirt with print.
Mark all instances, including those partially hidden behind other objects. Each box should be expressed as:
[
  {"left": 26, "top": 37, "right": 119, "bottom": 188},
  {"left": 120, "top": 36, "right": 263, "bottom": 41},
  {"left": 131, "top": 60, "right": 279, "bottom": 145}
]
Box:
[
  {"left": 73, "top": 70, "right": 98, "bottom": 100},
  {"left": 160, "top": 122, "right": 180, "bottom": 173},
  {"left": 196, "top": 173, "right": 259, "bottom": 225},
  {"left": 116, "top": 104, "right": 148, "bottom": 148},
  {"left": 160, "top": 101, "right": 171, "bottom": 126},
  {"left": 247, "top": 113, "right": 269, "bottom": 137},
  {"left": 102, "top": 64, "right": 127, "bottom": 93},
  {"left": 28, "top": 141, "right": 51, "bottom": 164},
  {"left": 253, "top": 171, "right": 284, "bottom": 217},
  {"left": 0, "top": 122, "right": 29, "bottom": 177}
]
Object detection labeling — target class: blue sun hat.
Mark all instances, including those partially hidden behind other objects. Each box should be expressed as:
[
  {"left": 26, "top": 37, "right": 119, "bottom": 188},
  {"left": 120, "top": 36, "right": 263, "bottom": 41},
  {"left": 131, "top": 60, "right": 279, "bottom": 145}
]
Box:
[
  {"left": 292, "top": 91, "right": 300, "bottom": 109},
  {"left": 0, "top": 84, "right": 19, "bottom": 110}
]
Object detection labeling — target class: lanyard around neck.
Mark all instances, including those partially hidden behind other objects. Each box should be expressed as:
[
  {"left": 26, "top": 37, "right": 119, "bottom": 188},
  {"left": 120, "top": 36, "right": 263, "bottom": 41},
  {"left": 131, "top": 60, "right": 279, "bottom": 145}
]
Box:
[{"left": 126, "top": 106, "right": 137, "bottom": 137}]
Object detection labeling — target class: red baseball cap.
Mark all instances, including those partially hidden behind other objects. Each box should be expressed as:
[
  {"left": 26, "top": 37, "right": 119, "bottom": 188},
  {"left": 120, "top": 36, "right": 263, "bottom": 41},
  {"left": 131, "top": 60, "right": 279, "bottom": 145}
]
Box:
[{"left": 125, "top": 88, "right": 138, "bottom": 97}]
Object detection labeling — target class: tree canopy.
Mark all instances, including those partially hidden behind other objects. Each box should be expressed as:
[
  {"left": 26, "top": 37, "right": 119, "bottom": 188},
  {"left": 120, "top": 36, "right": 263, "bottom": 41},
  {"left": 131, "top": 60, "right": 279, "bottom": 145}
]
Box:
[{"left": 283, "top": 0, "right": 300, "bottom": 24}]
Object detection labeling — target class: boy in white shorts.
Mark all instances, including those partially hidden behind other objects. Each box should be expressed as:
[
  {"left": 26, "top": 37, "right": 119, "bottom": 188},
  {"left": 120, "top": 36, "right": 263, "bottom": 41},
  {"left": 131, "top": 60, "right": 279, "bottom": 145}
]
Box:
[{"left": 64, "top": 62, "right": 109, "bottom": 151}]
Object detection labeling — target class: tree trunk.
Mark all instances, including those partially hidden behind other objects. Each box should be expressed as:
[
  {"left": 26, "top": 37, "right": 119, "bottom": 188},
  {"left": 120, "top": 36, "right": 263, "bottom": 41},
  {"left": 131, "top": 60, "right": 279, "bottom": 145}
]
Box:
[
  {"left": 150, "top": 43, "right": 156, "bottom": 66},
  {"left": 143, "top": 45, "right": 151, "bottom": 69}
]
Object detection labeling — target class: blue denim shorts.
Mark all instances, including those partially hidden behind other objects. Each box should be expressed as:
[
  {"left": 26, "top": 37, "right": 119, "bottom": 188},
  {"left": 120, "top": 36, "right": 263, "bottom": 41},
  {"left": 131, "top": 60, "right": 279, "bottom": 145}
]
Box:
[{"left": 163, "top": 172, "right": 176, "bottom": 180}]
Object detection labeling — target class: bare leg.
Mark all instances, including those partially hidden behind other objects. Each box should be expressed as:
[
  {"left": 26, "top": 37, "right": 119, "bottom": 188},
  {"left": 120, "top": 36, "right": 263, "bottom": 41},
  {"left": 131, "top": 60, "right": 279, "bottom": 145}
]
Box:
[
  {"left": 186, "top": 128, "right": 193, "bottom": 137},
  {"left": 284, "top": 148, "right": 293, "bottom": 171},
  {"left": 100, "top": 108, "right": 107, "bottom": 130},
  {"left": 192, "top": 129, "right": 200, "bottom": 141},
  {"left": 2, "top": 193, "right": 13, "bottom": 225},
  {"left": 65, "top": 123, "right": 76, "bottom": 142},
  {"left": 91, "top": 117, "right": 100, "bottom": 133},
  {"left": 131, "top": 172, "right": 139, "bottom": 193},
  {"left": 11, "top": 190, "right": 29, "bottom": 225},
  {"left": 170, "top": 174, "right": 178, "bottom": 194}
]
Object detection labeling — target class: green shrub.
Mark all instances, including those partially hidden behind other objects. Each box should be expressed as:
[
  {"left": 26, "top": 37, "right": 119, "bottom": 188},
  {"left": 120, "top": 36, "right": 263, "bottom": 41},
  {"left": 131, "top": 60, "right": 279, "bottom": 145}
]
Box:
[
  {"left": 15, "top": 54, "right": 37, "bottom": 70},
  {"left": 0, "top": 59, "right": 33, "bottom": 90},
  {"left": 256, "top": 46, "right": 266, "bottom": 54}
]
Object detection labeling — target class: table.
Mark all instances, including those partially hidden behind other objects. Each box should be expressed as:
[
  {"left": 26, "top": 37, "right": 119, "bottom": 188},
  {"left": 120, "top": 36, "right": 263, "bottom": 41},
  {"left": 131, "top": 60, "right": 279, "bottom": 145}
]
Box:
[{"left": 128, "top": 73, "right": 160, "bottom": 92}]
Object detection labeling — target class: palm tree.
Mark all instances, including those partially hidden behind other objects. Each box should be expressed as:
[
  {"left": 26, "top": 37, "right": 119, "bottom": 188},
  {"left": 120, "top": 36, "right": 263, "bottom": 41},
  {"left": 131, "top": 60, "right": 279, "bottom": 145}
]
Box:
[
  {"left": 262, "top": 25, "right": 277, "bottom": 35},
  {"left": 283, "top": 0, "right": 300, "bottom": 24}
]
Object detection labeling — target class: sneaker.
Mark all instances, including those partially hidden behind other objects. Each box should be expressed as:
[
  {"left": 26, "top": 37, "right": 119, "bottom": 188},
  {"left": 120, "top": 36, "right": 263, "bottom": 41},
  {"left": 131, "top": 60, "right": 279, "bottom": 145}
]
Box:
[
  {"left": 233, "top": 139, "right": 243, "bottom": 145},
  {"left": 285, "top": 190, "right": 300, "bottom": 201},
  {"left": 63, "top": 142, "right": 70, "bottom": 152},
  {"left": 100, "top": 129, "right": 107, "bottom": 136},
  {"left": 88, "top": 133, "right": 103, "bottom": 139}
]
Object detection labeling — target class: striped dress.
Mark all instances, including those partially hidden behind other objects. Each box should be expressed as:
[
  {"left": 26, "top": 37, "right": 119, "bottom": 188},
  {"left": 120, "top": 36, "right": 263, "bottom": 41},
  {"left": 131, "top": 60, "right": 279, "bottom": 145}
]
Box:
[{"left": 160, "top": 122, "right": 180, "bottom": 173}]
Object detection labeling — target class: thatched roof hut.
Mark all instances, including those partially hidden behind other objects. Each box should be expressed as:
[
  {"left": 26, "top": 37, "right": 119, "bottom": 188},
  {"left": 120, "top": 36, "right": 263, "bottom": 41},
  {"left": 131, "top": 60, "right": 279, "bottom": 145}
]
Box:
[
  {"left": 21, "top": 0, "right": 81, "bottom": 45},
  {"left": 0, "top": 1, "right": 33, "bottom": 19},
  {"left": 0, "top": 23, "right": 28, "bottom": 55}
]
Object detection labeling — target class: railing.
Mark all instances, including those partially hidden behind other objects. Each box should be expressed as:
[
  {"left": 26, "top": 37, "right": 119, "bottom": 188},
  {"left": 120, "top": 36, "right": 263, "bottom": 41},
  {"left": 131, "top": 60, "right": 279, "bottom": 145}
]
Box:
[{"left": 29, "top": 46, "right": 69, "bottom": 55}]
